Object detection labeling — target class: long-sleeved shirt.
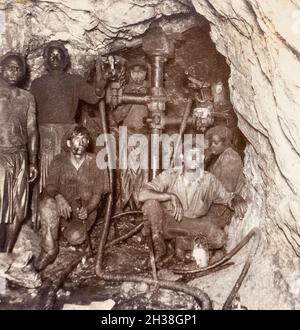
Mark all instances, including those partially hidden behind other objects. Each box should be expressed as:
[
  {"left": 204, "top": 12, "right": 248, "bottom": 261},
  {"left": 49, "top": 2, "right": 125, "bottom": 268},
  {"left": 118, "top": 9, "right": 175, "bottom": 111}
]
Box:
[
  {"left": 112, "top": 80, "right": 149, "bottom": 132},
  {"left": 206, "top": 147, "right": 245, "bottom": 222},
  {"left": 30, "top": 71, "right": 101, "bottom": 124},
  {"left": 144, "top": 167, "right": 233, "bottom": 219},
  {"left": 45, "top": 152, "right": 110, "bottom": 212},
  {"left": 208, "top": 147, "right": 244, "bottom": 193}
]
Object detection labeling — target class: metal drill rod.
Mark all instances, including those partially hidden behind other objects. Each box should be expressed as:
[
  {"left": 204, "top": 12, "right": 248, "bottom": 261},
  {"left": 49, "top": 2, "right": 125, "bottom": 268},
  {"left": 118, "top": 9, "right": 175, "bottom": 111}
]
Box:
[
  {"left": 151, "top": 55, "right": 165, "bottom": 88},
  {"left": 121, "top": 94, "right": 150, "bottom": 104}
]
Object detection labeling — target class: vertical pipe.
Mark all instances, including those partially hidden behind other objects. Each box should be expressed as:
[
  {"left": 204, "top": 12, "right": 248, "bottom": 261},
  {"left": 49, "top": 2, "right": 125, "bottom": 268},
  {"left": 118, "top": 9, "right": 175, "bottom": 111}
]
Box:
[
  {"left": 95, "top": 99, "right": 114, "bottom": 276},
  {"left": 151, "top": 55, "right": 164, "bottom": 88},
  {"left": 94, "top": 63, "right": 212, "bottom": 312},
  {"left": 150, "top": 55, "right": 164, "bottom": 179},
  {"left": 151, "top": 130, "right": 160, "bottom": 179}
]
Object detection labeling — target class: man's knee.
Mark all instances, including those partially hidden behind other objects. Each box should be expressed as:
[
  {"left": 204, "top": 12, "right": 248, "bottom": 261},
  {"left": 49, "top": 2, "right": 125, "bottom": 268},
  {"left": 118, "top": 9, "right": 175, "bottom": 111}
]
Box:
[
  {"left": 39, "top": 197, "right": 59, "bottom": 226},
  {"left": 210, "top": 227, "right": 227, "bottom": 250},
  {"left": 142, "top": 200, "right": 162, "bottom": 214},
  {"left": 39, "top": 197, "right": 57, "bottom": 214}
]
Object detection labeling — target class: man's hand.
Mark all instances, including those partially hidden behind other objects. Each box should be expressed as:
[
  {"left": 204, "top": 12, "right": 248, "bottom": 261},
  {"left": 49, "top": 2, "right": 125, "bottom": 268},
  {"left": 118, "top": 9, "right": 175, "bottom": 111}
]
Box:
[
  {"left": 95, "top": 58, "right": 108, "bottom": 96},
  {"left": 28, "top": 164, "right": 38, "bottom": 183},
  {"left": 55, "top": 194, "right": 72, "bottom": 219},
  {"left": 231, "top": 195, "right": 247, "bottom": 219},
  {"left": 170, "top": 194, "right": 183, "bottom": 222},
  {"left": 77, "top": 207, "right": 88, "bottom": 221},
  {"left": 95, "top": 59, "right": 109, "bottom": 83},
  {"left": 192, "top": 112, "right": 204, "bottom": 132}
]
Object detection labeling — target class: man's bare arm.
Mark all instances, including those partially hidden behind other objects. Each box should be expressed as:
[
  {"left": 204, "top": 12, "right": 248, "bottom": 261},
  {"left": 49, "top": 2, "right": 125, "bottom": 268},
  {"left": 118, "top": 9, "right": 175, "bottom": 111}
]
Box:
[
  {"left": 86, "top": 194, "right": 102, "bottom": 214},
  {"left": 139, "top": 188, "right": 173, "bottom": 203},
  {"left": 95, "top": 59, "right": 108, "bottom": 97},
  {"left": 139, "top": 188, "right": 183, "bottom": 222},
  {"left": 27, "top": 94, "right": 38, "bottom": 182}
]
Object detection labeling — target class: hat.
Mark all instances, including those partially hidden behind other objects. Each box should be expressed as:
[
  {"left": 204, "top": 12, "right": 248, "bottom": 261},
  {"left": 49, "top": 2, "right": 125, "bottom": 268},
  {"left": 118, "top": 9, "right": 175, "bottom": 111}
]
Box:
[
  {"left": 205, "top": 125, "right": 233, "bottom": 143},
  {"left": 127, "top": 57, "right": 148, "bottom": 70}
]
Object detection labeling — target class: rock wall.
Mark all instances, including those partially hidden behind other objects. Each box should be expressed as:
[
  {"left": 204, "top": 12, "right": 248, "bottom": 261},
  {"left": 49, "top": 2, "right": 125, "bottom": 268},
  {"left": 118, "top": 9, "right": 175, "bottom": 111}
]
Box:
[
  {"left": 191, "top": 0, "right": 300, "bottom": 309},
  {"left": 0, "top": 0, "right": 196, "bottom": 81},
  {"left": 1, "top": 0, "right": 300, "bottom": 309}
]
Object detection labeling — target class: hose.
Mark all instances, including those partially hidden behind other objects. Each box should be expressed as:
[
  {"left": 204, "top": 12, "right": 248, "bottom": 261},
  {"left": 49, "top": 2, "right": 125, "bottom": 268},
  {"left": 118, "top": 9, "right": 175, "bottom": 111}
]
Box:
[
  {"left": 222, "top": 228, "right": 261, "bottom": 310},
  {"left": 172, "top": 228, "right": 260, "bottom": 275},
  {"left": 111, "top": 211, "right": 143, "bottom": 220},
  {"left": 95, "top": 100, "right": 115, "bottom": 273},
  {"left": 100, "top": 273, "right": 212, "bottom": 310},
  {"left": 106, "top": 222, "right": 144, "bottom": 248}
]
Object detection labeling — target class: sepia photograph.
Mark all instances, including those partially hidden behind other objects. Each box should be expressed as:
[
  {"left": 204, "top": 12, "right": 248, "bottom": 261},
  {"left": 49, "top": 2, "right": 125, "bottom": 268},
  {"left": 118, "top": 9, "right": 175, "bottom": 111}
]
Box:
[{"left": 0, "top": 0, "right": 299, "bottom": 313}]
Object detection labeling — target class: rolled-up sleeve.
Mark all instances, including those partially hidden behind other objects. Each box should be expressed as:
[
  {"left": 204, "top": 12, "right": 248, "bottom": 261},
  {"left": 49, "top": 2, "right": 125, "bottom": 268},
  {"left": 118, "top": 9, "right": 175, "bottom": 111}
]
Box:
[{"left": 143, "top": 169, "right": 174, "bottom": 192}]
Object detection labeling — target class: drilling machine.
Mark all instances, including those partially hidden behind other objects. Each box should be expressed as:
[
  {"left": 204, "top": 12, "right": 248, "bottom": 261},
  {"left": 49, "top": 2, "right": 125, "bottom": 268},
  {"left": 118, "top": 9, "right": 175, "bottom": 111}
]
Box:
[
  {"left": 104, "top": 26, "right": 229, "bottom": 178},
  {"left": 94, "top": 27, "right": 256, "bottom": 307},
  {"left": 101, "top": 25, "right": 217, "bottom": 280}
]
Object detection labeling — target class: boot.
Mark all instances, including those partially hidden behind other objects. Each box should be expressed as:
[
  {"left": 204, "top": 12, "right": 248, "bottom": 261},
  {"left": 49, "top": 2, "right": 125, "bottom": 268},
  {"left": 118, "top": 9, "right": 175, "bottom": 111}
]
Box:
[{"left": 174, "top": 236, "right": 191, "bottom": 261}]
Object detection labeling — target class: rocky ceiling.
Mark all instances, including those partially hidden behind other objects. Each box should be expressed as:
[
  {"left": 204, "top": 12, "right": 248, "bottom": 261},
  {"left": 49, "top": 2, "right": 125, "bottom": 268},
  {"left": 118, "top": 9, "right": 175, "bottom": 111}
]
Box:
[{"left": 1, "top": 0, "right": 300, "bottom": 309}]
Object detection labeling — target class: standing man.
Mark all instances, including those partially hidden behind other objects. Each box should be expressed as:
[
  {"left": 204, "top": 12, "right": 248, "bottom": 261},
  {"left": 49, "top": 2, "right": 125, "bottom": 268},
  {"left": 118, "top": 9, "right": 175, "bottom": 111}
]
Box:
[
  {"left": 30, "top": 40, "right": 107, "bottom": 191},
  {"left": 0, "top": 52, "right": 38, "bottom": 252},
  {"left": 112, "top": 58, "right": 149, "bottom": 211},
  {"left": 34, "top": 126, "right": 110, "bottom": 271},
  {"left": 139, "top": 145, "right": 247, "bottom": 262}
]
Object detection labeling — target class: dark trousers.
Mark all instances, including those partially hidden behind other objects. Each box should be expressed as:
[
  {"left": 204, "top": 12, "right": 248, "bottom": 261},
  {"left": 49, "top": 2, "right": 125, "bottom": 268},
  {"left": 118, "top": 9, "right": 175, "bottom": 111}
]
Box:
[
  {"left": 38, "top": 197, "right": 96, "bottom": 257},
  {"left": 142, "top": 200, "right": 227, "bottom": 256}
]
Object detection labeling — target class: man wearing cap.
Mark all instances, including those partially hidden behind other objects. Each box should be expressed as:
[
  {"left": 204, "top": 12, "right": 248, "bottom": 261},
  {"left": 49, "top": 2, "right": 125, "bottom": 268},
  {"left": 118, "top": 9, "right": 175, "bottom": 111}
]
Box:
[
  {"left": 139, "top": 145, "right": 247, "bottom": 262},
  {"left": 30, "top": 40, "right": 107, "bottom": 192},
  {"left": 33, "top": 126, "right": 110, "bottom": 271},
  {"left": 0, "top": 52, "right": 38, "bottom": 252},
  {"left": 112, "top": 59, "right": 149, "bottom": 211}
]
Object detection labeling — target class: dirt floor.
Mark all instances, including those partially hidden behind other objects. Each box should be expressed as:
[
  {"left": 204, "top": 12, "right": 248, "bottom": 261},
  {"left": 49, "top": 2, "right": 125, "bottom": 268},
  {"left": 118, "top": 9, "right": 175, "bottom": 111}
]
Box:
[
  {"left": 0, "top": 211, "right": 258, "bottom": 310},
  {"left": 0, "top": 214, "right": 207, "bottom": 310}
]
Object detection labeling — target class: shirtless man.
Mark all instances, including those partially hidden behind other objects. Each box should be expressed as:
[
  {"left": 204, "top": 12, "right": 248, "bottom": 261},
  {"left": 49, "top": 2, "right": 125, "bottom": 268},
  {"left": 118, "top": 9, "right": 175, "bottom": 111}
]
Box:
[{"left": 0, "top": 52, "right": 38, "bottom": 252}]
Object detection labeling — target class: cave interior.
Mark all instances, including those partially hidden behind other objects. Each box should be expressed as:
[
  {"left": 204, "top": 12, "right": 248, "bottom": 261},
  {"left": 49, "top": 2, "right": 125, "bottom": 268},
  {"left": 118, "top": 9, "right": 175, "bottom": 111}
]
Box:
[{"left": 1, "top": 0, "right": 300, "bottom": 310}]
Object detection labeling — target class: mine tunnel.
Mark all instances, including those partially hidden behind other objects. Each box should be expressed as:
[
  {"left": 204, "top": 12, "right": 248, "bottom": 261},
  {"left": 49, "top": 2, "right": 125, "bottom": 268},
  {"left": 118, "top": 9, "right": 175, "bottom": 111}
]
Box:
[{"left": 0, "top": 0, "right": 300, "bottom": 310}]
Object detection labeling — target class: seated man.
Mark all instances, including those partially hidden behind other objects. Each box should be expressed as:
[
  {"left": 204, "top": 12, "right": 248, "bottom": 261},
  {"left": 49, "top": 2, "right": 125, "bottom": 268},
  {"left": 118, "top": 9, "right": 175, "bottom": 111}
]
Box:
[
  {"left": 139, "top": 145, "right": 247, "bottom": 262},
  {"left": 205, "top": 125, "right": 245, "bottom": 228},
  {"left": 34, "top": 126, "right": 110, "bottom": 271}
]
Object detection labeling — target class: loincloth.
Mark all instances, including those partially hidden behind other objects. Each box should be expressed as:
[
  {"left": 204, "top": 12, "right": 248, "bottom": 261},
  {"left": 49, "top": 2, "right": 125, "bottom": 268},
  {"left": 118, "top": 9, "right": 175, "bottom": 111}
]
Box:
[{"left": 0, "top": 147, "right": 28, "bottom": 224}]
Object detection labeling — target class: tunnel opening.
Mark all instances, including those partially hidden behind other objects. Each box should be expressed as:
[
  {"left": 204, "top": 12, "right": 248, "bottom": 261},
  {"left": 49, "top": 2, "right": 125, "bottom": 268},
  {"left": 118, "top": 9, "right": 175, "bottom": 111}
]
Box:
[
  {"left": 47, "top": 13, "right": 253, "bottom": 310},
  {"left": 78, "top": 15, "right": 248, "bottom": 158}
]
